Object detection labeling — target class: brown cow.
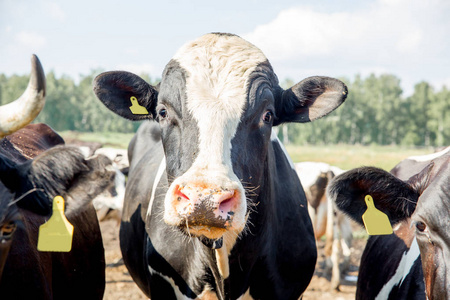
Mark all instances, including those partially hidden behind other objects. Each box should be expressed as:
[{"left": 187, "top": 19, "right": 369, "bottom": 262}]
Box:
[{"left": 0, "top": 55, "right": 114, "bottom": 299}]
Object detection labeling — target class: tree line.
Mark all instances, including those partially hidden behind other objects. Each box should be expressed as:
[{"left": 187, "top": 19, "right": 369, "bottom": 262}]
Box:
[{"left": 0, "top": 71, "right": 448, "bottom": 147}]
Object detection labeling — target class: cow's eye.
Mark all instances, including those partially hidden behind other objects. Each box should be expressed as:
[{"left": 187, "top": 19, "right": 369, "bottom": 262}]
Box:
[
  {"left": 262, "top": 111, "right": 273, "bottom": 124},
  {"left": 158, "top": 108, "right": 168, "bottom": 120},
  {"left": 0, "top": 221, "right": 17, "bottom": 238},
  {"left": 415, "top": 221, "right": 426, "bottom": 232}
]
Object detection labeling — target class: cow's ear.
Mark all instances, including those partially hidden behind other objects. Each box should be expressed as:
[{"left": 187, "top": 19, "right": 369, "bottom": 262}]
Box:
[
  {"left": 27, "top": 146, "right": 115, "bottom": 217},
  {"left": 327, "top": 167, "right": 419, "bottom": 226},
  {"left": 93, "top": 71, "right": 158, "bottom": 121},
  {"left": 63, "top": 153, "right": 116, "bottom": 217},
  {"left": 275, "top": 76, "right": 347, "bottom": 125}
]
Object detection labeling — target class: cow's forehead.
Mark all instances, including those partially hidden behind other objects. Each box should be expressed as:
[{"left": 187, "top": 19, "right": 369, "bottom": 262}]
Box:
[
  {"left": 167, "top": 34, "right": 270, "bottom": 184},
  {"left": 172, "top": 33, "right": 268, "bottom": 120}
]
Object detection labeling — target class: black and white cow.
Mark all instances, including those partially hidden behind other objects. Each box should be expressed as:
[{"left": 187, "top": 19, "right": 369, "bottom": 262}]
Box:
[
  {"left": 93, "top": 33, "right": 347, "bottom": 299},
  {"left": 390, "top": 146, "right": 450, "bottom": 180},
  {"left": 328, "top": 150, "right": 450, "bottom": 300}
]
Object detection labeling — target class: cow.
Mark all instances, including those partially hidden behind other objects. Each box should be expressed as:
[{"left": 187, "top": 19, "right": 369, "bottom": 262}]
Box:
[
  {"left": 390, "top": 146, "right": 450, "bottom": 180},
  {"left": 91, "top": 147, "right": 128, "bottom": 222},
  {"left": 93, "top": 32, "right": 347, "bottom": 299},
  {"left": 0, "top": 55, "right": 115, "bottom": 299},
  {"left": 327, "top": 150, "right": 450, "bottom": 300},
  {"left": 93, "top": 160, "right": 126, "bottom": 223},
  {"left": 71, "top": 147, "right": 128, "bottom": 224},
  {"left": 295, "top": 162, "right": 352, "bottom": 290}
]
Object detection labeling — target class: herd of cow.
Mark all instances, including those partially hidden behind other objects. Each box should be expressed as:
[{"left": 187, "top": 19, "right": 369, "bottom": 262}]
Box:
[{"left": 0, "top": 33, "right": 448, "bottom": 300}]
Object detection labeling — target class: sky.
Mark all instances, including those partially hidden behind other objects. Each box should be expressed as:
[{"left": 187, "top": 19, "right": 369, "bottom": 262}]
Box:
[{"left": 1, "top": 0, "right": 450, "bottom": 96}]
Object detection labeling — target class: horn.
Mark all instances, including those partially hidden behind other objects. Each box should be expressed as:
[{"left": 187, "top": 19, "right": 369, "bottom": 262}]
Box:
[{"left": 0, "top": 54, "right": 46, "bottom": 138}]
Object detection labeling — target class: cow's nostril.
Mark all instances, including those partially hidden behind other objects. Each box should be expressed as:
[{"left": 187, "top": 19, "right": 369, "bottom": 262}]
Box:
[
  {"left": 218, "top": 192, "right": 236, "bottom": 213},
  {"left": 174, "top": 185, "right": 190, "bottom": 201}
]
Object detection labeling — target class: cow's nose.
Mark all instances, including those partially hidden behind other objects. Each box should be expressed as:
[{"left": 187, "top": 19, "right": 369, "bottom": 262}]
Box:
[{"left": 172, "top": 183, "right": 238, "bottom": 224}]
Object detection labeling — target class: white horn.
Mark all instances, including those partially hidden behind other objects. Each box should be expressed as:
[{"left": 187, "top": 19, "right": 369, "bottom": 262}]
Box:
[{"left": 0, "top": 54, "right": 46, "bottom": 138}]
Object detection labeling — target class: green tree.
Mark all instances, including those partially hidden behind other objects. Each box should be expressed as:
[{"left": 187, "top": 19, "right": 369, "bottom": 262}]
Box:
[{"left": 403, "top": 82, "right": 434, "bottom": 146}]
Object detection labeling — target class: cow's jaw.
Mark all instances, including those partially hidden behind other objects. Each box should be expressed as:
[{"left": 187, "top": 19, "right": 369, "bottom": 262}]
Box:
[{"left": 163, "top": 34, "right": 267, "bottom": 241}]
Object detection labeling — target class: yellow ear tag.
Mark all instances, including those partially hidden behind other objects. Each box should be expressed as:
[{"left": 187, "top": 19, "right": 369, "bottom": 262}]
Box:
[
  {"left": 362, "top": 195, "right": 393, "bottom": 235},
  {"left": 129, "top": 96, "right": 149, "bottom": 115},
  {"left": 37, "top": 196, "right": 74, "bottom": 252}
]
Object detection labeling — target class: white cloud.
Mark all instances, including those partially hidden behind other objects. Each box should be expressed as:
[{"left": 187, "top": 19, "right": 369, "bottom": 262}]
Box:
[
  {"left": 396, "top": 30, "right": 422, "bottom": 54},
  {"left": 15, "top": 31, "right": 47, "bottom": 49},
  {"left": 243, "top": 0, "right": 449, "bottom": 63},
  {"left": 45, "top": 2, "right": 66, "bottom": 22},
  {"left": 242, "top": 0, "right": 450, "bottom": 94}
]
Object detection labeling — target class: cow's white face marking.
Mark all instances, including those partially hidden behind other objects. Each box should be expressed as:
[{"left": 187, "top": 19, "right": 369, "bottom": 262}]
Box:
[{"left": 164, "top": 34, "right": 267, "bottom": 239}]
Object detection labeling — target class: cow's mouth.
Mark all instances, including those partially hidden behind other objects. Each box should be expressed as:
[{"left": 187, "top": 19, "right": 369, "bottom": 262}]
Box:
[
  {"left": 180, "top": 224, "right": 226, "bottom": 248},
  {"left": 179, "top": 219, "right": 229, "bottom": 240}
]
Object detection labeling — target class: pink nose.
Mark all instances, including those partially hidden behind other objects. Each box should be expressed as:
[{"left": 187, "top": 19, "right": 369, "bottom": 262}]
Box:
[{"left": 172, "top": 184, "right": 238, "bottom": 222}]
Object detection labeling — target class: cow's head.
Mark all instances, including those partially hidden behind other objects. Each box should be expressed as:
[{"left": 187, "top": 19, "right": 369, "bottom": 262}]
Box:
[
  {"left": 328, "top": 154, "right": 450, "bottom": 300},
  {"left": 0, "top": 146, "right": 115, "bottom": 278},
  {"left": 94, "top": 33, "right": 347, "bottom": 244}
]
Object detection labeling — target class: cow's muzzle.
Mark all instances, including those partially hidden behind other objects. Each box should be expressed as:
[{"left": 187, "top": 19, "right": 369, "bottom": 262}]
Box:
[{"left": 167, "top": 183, "right": 240, "bottom": 239}]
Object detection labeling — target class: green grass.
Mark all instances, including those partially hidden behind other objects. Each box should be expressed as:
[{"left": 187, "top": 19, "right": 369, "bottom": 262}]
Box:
[
  {"left": 59, "top": 131, "right": 435, "bottom": 171},
  {"left": 59, "top": 131, "right": 135, "bottom": 149},
  {"left": 286, "top": 144, "right": 435, "bottom": 171}
]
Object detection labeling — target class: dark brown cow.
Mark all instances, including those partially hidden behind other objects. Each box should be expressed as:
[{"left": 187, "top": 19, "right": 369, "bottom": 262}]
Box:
[{"left": 0, "top": 55, "right": 115, "bottom": 299}]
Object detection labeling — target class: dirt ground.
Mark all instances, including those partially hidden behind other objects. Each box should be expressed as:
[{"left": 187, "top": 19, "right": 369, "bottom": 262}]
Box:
[{"left": 100, "top": 219, "right": 366, "bottom": 300}]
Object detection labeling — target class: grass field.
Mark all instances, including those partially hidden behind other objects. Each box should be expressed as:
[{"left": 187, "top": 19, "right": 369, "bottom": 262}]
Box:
[
  {"left": 60, "top": 131, "right": 435, "bottom": 171},
  {"left": 286, "top": 144, "right": 434, "bottom": 171},
  {"left": 59, "top": 131, "right": 135, "bottom": 149}
]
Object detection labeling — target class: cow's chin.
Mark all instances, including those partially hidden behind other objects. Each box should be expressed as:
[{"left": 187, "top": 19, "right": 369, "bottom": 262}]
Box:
[
  {"left": 183, "top": 225, "right": 227, "bottom": 240},
  {"left": 164, "top": 214, "right": 246, "bottom": 240}
]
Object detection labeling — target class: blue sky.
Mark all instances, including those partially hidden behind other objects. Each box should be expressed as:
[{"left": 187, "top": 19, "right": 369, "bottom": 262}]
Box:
[{"left": 1, "top": 0, "right": 449, "bottom": 96}]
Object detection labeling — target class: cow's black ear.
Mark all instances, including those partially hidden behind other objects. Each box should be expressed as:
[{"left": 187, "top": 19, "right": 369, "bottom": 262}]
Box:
[
  {"left": 275, "top": 76, "right": 347, "bottom": 125},
  {"left": 327, "top": 167, "right": 419, "bottom": 226},
  {"left": 93, "top": 71, "right": 158, "bottom": 121}
]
